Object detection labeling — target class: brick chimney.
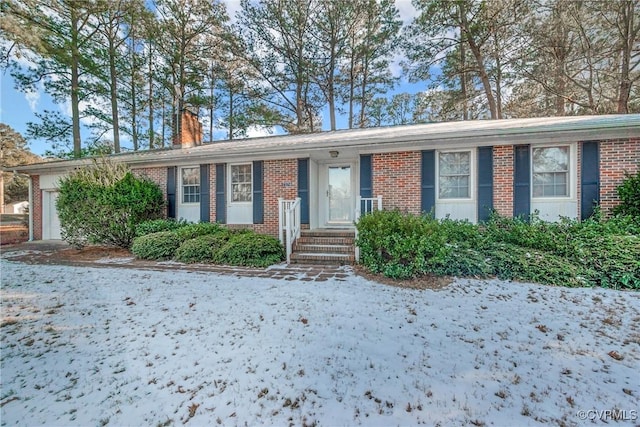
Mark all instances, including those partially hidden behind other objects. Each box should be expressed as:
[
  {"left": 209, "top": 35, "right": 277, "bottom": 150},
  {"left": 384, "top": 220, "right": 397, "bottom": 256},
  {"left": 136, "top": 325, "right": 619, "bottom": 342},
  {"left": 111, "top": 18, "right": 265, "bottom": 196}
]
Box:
[{"left": 174, "top": 106, "right": 203, "bottom": 148}]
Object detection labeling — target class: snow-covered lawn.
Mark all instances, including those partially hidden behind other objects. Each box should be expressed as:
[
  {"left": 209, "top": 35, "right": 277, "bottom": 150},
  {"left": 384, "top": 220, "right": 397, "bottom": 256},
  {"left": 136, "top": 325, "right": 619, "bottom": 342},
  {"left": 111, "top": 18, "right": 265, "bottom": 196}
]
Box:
[{"left": 1, "top": 259, "right": 639, "bottom": 427}]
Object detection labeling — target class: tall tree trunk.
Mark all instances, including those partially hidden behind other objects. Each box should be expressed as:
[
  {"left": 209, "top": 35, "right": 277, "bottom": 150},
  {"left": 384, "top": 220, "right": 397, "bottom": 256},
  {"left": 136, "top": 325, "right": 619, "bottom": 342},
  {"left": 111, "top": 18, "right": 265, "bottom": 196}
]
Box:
[
  {"left": 348, "top": 42, "right": 356, "bottom": 129},
  {"left": 228, "top": 88, "right": 234, "bottom": 140},
  {"left": 359, "top": 53, "right": 369, "bottom": 128},
  {"left": 130, "top": 26, "right": 138, "bottom": 150},
  {"left": 327, "top": 44, "right": 336, "bottom": 131},
  {"left": 109, "top": 38, "right": 121, "bottom": 153},
  {"left": 554, "top": 60, "right": 566, "bottom": 115},
  {"left": 130, "top": 56, "right": 137, "bottom": 149},
  {"left": 70, "top": 5, "right": 82, "bottom": 157},
  {"left": 617, "top": 0, "right": 635, "bottom": 113},
  {"left": 148, "top": 46, "right": 154, "bottom": 149},
  {"left": 460, "top": 27, "right": 468, "bottom": 120},
  {"left": 494, "top": 34, "right": 503, "bottom": 120},
  {"left": 209, "top": 65, "right": 214, "bottom": 142},
  {"left": 459, "top": 3, "right": 498, "bottom": 119},
  {"left": 161, "top": 98, "right": 166, "bottom": 148}
]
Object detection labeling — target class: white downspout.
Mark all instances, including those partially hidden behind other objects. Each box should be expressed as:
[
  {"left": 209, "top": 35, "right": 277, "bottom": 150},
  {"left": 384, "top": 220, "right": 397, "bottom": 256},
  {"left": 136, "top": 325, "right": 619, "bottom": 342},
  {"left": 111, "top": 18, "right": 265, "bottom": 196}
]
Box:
[{"left": 28, "top": 175, "right": 34, "bottom": 241}]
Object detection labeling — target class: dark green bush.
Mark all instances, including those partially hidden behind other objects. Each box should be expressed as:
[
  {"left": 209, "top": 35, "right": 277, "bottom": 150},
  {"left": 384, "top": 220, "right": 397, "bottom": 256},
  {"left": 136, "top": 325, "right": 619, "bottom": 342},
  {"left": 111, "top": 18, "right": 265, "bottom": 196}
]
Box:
[
  {"left": 174, "top": 233, "right": 232, "bottom": 263},
  {"left": 484, "top": 242, "right": 585, "bottom": 287},
  {"left": 356, "top": 210, "right": 438, "bottom": 278},
  {"left": 57, "top": 161, "right": 165, "bottom": 248},
  {"left": 356, "top": 210, "right": 481, "bottom": 279},
  {"left": 482, "top": 213, "right": 571, "bottom": 254},
  {"left": 130, "top": 231, "right": 182, "bottom": 260},
  {"left": 428, "top": 246, "right": 492, "bottom": 277},
  {"left": 568, "top": 233, "right": 640, "bottom": 289},
  {"left": 613, "top": 170, "right": 640, "bottom": 221},
  {"left": 356, "top": 209, "right": 640, "bottom": 289},
  {"left": 174, "top": 222, "right": 226, "bottom": 242},
  {"left": 214, "top": 232, "right": 284, "bottom": 267},
  {"left": 136, "top": 218, "right": 188, "bottom": 237}
]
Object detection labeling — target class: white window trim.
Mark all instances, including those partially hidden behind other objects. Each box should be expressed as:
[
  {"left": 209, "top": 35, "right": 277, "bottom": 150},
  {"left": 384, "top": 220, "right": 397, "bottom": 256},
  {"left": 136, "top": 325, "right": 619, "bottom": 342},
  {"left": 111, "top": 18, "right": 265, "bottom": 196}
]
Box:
[
  {"left": 436, "top": 149, "right": 475, "bottom": 201},
  {"left": 531, "top": 143, "right": 576, "bottom": 201},
  {"left": 179, "top": 166, "right": 200, "bottom": 205},
  {"left": 228, "top": 162, "right": 253, "bottom": 205}
]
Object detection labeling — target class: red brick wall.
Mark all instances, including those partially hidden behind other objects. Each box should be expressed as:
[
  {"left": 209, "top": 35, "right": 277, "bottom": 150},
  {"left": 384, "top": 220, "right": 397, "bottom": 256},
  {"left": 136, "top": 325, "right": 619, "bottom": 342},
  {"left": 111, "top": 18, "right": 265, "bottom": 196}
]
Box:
[
  {"left": 372, "top": 151, "right": 421, "bottom": 214},
  {"left": 493, "top": 145, "right": 514, "bottom": 216},
  {"left": 32, "top": 176, "right": 42, "bottom": 240},
  {"left": 600, "top": 138, "right": 640, "bottom": 215},
  {"left": 253, "top": 159, "right": 298, "bottom": 237},
  {"left": 174, "top": 110, "right": 202, "bottom": 147},
  {"left": 576, "top": 142, "right": 582, "bottom": 219},
  {"left": 132, "top": 167, "right": 168, "bottom": 217}
]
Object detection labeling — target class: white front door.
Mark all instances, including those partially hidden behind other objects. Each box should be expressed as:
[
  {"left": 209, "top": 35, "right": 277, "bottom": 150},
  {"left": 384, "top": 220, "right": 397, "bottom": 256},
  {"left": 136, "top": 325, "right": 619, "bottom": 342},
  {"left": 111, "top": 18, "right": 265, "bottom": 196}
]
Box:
[
  {"left": 178, "top": 166, "right": 201, "bottom": 223},
  {"left": 323, "top": 164, "right": 355, "bottom": 226},
  {"left": 227, "top": 163, "right": 253, "bottom": 224}
]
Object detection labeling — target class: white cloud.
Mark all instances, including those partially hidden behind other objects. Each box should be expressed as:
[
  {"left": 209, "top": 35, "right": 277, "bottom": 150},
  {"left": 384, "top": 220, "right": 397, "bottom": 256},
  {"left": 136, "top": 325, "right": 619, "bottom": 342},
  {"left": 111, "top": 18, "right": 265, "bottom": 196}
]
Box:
[
  {"left": 224, "top": 0, "right": 242, "bottom": 22},
  {"left": 395, "top": 0, "right": 417, "bottom": 23},
  {"left": 24, "top": 88, "right": 41, "bottom": 111}
]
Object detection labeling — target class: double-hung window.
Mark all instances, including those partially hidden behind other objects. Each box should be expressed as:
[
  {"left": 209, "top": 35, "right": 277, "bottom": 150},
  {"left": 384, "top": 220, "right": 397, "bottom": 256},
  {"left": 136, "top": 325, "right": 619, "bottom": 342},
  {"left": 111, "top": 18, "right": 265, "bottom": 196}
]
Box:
[
  {"left": 231, "top": 164, "right": 252, "bottom": 203},
  {"left": 439, "top": 151, "right": 471, "bottom": 199},
  {"left": 532, "top": 146, "right": 569, "bottom": 197},
  {"left": 181, "top": 167, "right": 200, "bottom": 204}
]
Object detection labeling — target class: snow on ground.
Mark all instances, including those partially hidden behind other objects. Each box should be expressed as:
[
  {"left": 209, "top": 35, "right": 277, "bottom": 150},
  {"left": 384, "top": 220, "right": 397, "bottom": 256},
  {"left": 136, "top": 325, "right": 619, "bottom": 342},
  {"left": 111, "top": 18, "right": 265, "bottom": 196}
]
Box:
[{"left": 1, "top": 259, "right": 639, "bottom": 427}]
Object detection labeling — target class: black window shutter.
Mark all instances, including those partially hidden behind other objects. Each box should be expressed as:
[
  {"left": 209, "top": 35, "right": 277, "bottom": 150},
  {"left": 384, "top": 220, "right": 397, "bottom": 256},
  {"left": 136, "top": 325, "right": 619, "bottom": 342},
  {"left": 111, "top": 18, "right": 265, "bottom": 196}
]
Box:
[
  {"left": 215, "top": 164, "right": 226, "bottom": 224},
  {"left": 199, "top": 164, "right": 210, "bottom": 222},
  {"left": 253, "top": 161, "right": 264, "bottom": 224},
  {"left": 359, "top": 154, "right": 372, "bottom": 213},
  {"left": 513, "top": 145, "right": 531, "bottom": 220},
  {"left": 581, "top": 141, "right": 600, "bottom": 220},
  {"left": 298, "top": 158, "right": 310, "bottom": 224},
  {"left": 167, "top": 166, "right": 176, "bottom": 219},
  {"left": 421, "top": 150, "right": 435, "bottom": 214},
  {"left": 477, "top": 146, "right": 494, "bottom": 222}
]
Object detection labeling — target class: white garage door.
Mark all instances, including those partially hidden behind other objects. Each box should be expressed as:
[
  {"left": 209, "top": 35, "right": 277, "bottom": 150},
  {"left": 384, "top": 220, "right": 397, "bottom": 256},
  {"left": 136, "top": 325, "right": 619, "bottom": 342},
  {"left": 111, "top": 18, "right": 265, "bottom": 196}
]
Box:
[{"left": 43, "top": 191, "right": 62, "bottom": 240}]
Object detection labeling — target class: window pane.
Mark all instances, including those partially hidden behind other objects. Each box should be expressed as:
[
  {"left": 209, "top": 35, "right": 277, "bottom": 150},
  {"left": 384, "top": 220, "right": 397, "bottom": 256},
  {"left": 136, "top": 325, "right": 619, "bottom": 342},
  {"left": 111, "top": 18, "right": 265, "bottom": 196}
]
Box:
[
  {"left": 231, "top": 164, "right": 252, "bottom": 202},
  {"left": 439, "top": 152, "right": 471, "bottom": 199},
  {"left": 181, "top": 167, "right": 200, "bottom": 204},
  {"left": 533, "top": 147, "right": 568, "bottom": 173},
  {"left": 532, "top": 147, "right": 569, "bottom": 197},
  {"left": 182, "top": 167, "right": 200, "bottom": 185}
]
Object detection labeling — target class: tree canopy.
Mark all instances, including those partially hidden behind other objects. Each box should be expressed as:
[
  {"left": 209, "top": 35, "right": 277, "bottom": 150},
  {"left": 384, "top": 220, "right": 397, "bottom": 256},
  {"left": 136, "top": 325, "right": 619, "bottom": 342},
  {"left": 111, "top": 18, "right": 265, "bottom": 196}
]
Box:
[
  {"left": 1, "top": 0, "right": 638, "bottom": 157},
  {"left": 0, "top": 123, "right": 41, "bottom": 209}
]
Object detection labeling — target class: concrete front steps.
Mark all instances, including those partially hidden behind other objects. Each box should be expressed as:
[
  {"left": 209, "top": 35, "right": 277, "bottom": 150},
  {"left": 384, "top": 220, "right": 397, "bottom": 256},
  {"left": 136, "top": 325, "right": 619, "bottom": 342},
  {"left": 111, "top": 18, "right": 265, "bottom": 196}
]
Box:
[{"left": 290, "top": 229, "right": 356, "bottom": 265}]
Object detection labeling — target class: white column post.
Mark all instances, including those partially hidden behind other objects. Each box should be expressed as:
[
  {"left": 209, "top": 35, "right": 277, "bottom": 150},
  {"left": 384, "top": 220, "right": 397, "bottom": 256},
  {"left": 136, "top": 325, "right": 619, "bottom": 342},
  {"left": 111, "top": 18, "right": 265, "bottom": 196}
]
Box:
[{"left": 278, "top": 198, "right": 284, "bottom": 244}]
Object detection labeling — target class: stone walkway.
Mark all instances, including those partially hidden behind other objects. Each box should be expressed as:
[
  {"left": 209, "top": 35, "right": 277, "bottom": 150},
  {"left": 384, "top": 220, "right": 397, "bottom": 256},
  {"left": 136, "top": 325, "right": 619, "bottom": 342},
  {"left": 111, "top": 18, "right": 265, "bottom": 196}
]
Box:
[{"left": 0, "top": 240, "right": 355, "bottom": 282}]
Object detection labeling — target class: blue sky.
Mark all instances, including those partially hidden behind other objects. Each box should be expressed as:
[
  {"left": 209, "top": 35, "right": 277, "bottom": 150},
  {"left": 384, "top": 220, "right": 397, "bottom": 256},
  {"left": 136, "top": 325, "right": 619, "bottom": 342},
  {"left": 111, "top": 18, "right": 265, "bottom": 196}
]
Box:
[{"left": 0, "top": 0, "right": 420, "bottom": 157}]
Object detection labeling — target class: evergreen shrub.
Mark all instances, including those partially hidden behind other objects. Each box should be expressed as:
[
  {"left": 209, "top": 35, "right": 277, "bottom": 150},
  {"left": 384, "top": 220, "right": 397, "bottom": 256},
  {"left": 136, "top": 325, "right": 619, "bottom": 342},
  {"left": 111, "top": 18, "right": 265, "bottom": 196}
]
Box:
[
  {"left": 214, "top": 232, "right": 284, "bottom": 267},
  {"left": 130, "top": 231, "right": 182, "bottom": 260},
  {"left": 56, "top": 160, "right": 164, "bottom": 248}
]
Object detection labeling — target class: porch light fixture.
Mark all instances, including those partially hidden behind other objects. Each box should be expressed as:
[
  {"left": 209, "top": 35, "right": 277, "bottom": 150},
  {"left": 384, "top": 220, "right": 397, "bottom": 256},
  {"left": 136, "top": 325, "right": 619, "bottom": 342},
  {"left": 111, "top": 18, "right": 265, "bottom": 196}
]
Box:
[{"left": 330, "top": 150, "right": 339, "bottom": 158}]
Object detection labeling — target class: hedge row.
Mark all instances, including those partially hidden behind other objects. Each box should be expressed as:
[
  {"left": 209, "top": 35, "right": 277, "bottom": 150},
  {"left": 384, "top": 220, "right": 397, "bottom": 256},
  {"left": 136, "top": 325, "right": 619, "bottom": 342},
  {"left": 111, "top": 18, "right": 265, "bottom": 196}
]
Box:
[
  {"left": 356, "top": 210, "right": 640, "bottom": 290},
  {"left": 131, "top": 220, "right": 284, "bottom": 268}
]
